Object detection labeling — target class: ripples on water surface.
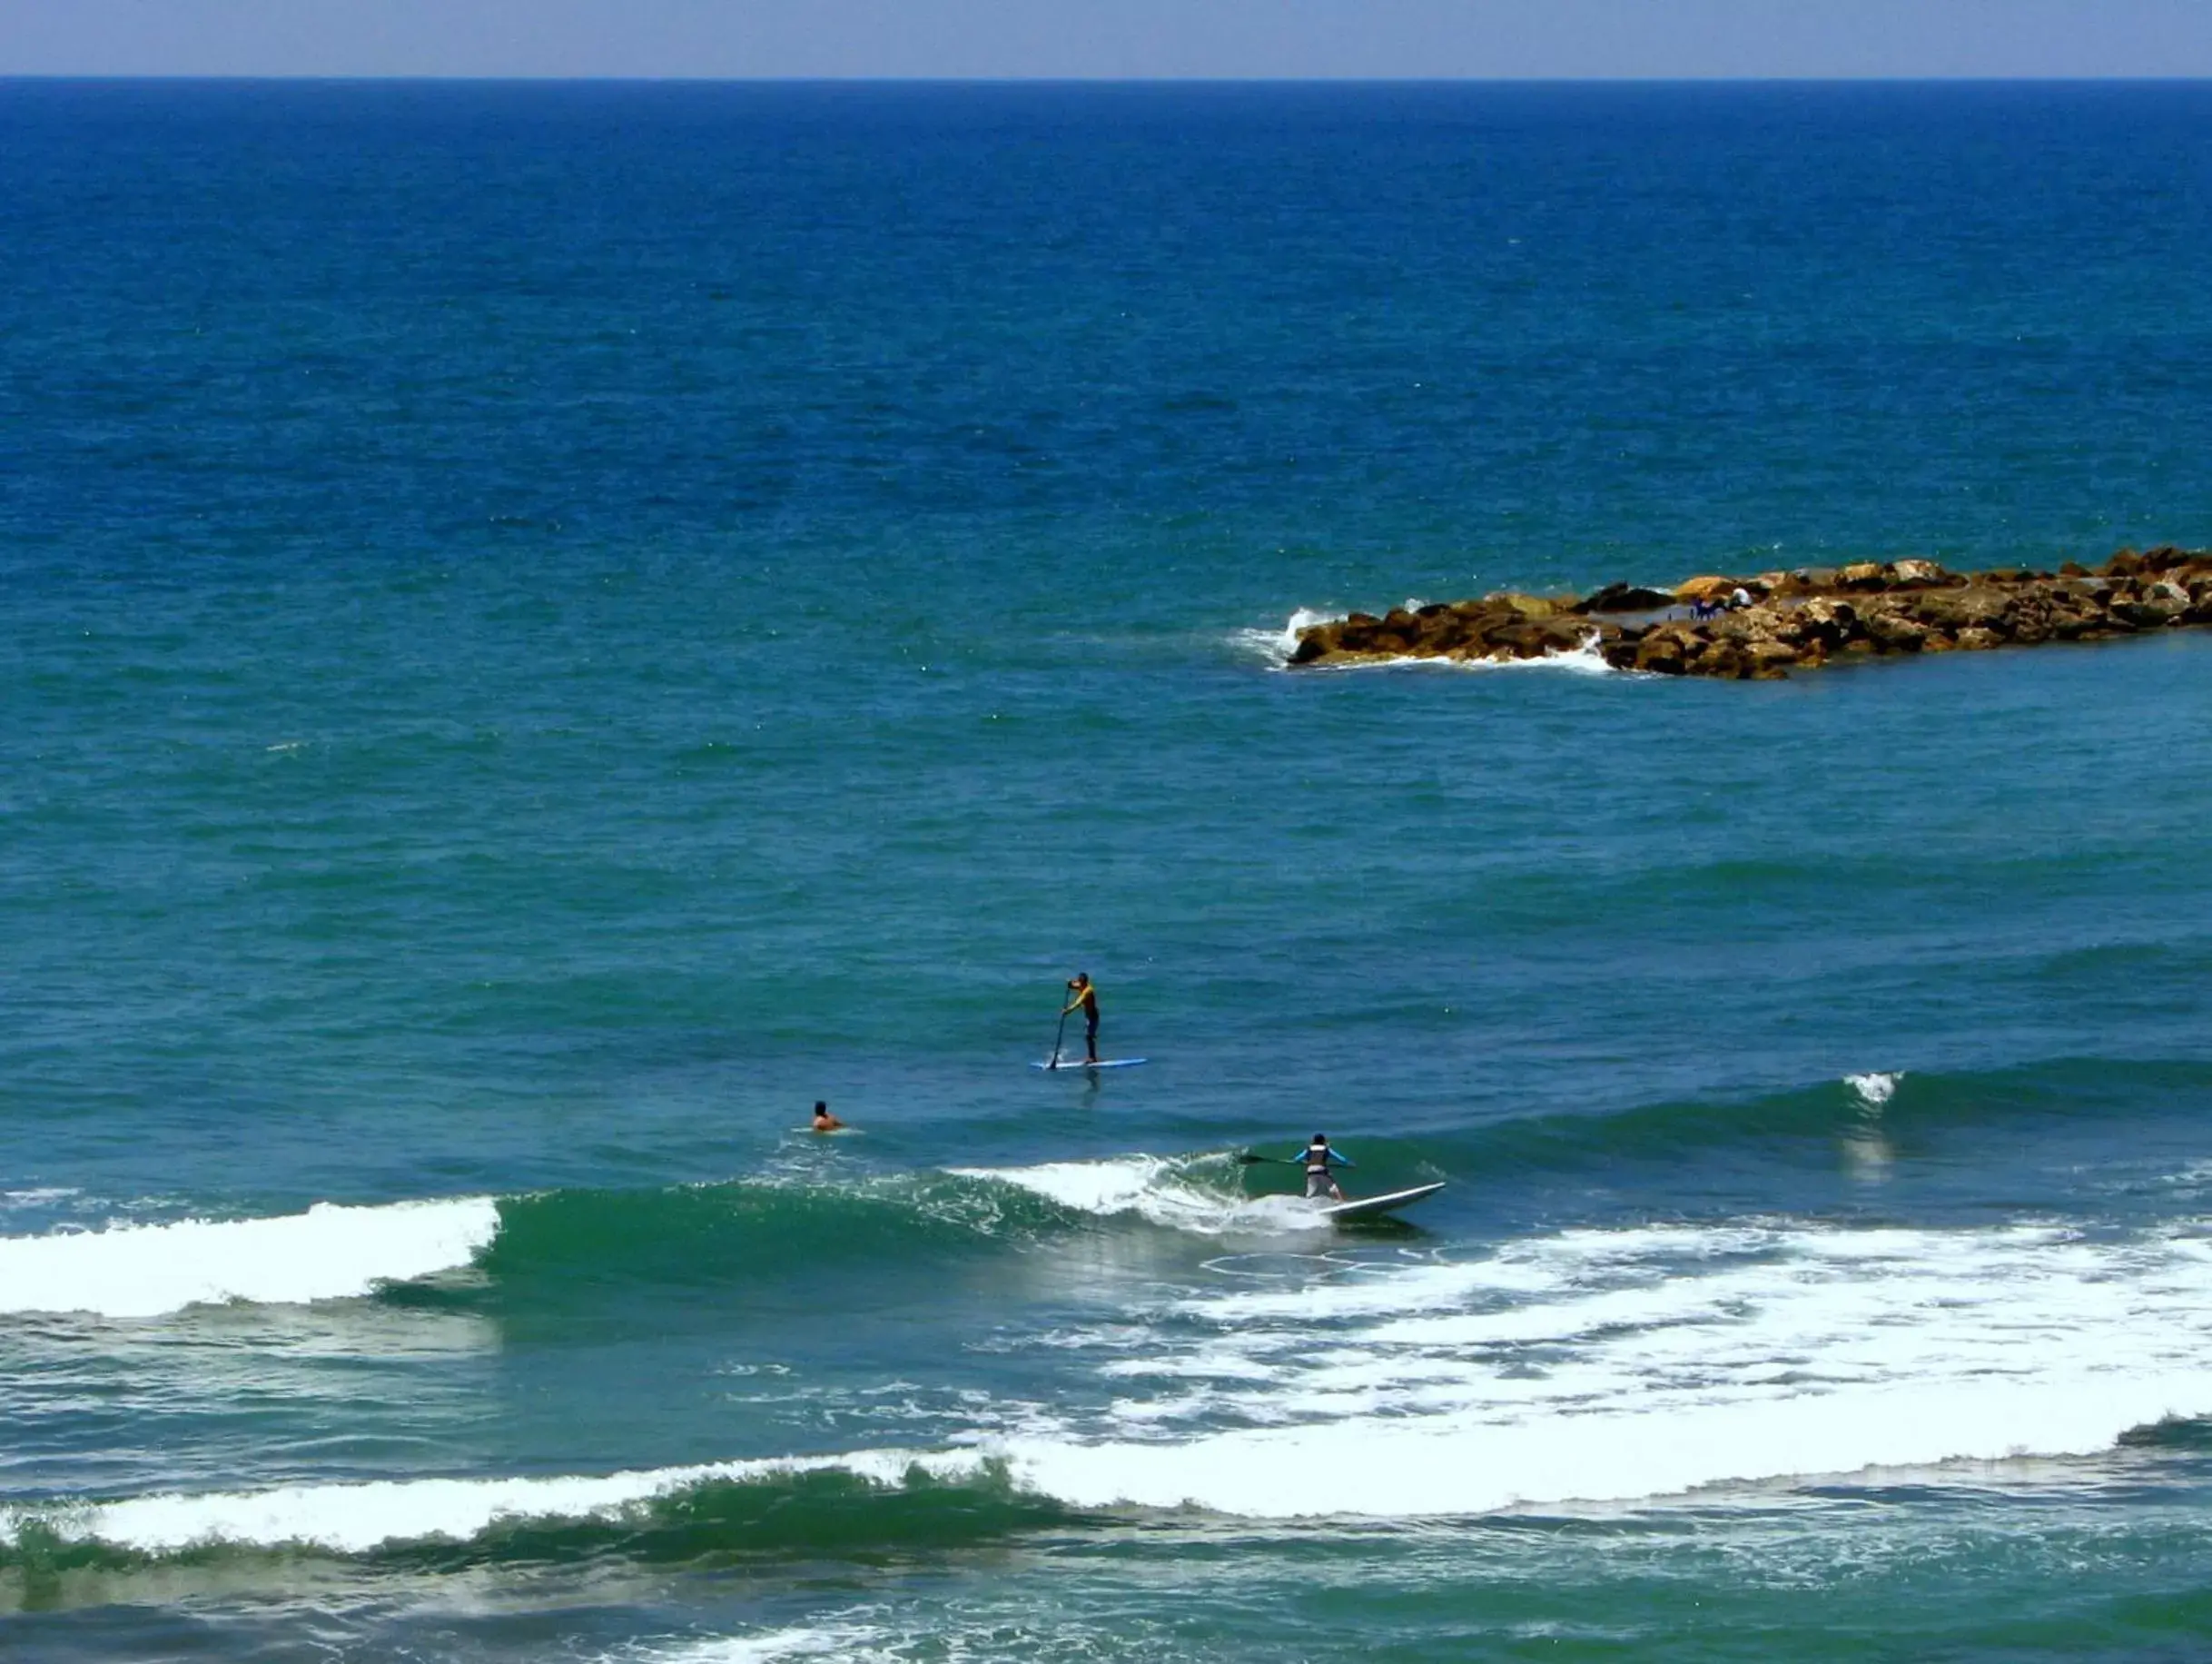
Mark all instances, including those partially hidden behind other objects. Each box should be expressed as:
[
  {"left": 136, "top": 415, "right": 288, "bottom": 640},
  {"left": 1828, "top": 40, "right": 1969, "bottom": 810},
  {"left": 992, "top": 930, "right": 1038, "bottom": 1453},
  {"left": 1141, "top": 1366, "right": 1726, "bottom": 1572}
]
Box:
[{"left": 3, "top": 79, "right": 2212, "bottom": 1660}]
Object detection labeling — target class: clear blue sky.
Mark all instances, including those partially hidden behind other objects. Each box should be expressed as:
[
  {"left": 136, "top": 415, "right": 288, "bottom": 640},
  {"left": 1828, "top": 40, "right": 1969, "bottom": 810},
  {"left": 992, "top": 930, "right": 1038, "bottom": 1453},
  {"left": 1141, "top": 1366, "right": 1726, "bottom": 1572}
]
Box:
[{"left": 3, "top": 0, "right": 2208, "bottom": 79}]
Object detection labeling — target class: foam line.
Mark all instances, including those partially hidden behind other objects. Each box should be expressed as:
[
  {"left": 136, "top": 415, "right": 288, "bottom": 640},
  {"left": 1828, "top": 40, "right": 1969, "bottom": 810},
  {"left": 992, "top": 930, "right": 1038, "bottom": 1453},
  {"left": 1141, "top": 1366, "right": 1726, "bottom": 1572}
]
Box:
[
  {"left": 18, "top": 1211, "right": 2212, "bottom": 1541},
  {"left": 1001, "top": 1370, "right": 2207, "bottom": 1518},
  {"left": 625, "top": 1630, "right": 887, "bottom": 1664},
  {"left": 15, "top": 1355, "right": 2202, "bottom": 1554},
  {"left": 0, "top": 1197, "right": 501, "bottom": 1318},
  {"left": 1070, "top": 1216, "right": 2212, "bottom": 1512},
  {"left": 4, "top": 1450, "right": 990, "bottom": 1556}
]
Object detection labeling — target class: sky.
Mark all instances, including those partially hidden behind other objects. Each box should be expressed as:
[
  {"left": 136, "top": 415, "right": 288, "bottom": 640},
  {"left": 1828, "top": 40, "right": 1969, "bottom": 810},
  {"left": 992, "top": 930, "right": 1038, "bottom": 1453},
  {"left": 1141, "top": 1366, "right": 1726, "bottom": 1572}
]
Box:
[{"left": 2, "top": 0, "right": 2208, "bottom": 80}]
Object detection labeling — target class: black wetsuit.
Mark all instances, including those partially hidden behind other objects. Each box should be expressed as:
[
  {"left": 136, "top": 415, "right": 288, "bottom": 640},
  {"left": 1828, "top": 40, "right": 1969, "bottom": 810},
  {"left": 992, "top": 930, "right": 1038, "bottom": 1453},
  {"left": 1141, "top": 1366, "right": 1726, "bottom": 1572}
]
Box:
[{"left": 1069, "top": 984, "right": 1100, "bottom": 1059}]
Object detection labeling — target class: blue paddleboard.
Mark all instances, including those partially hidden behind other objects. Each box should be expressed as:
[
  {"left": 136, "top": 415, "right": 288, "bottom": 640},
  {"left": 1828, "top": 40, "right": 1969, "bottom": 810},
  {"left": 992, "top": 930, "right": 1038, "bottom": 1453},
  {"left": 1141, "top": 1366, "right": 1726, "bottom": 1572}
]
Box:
[{"left": 1032, "top": 1058, "right": 1148, "bottom": 1071}]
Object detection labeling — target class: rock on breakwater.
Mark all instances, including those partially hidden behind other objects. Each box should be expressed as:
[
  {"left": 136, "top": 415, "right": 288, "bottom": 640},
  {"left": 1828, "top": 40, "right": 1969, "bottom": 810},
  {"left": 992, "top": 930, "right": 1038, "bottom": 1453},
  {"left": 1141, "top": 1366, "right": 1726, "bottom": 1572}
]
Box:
[{"left": 1288, "top": 547, "right": 2212, "bottom": 679}]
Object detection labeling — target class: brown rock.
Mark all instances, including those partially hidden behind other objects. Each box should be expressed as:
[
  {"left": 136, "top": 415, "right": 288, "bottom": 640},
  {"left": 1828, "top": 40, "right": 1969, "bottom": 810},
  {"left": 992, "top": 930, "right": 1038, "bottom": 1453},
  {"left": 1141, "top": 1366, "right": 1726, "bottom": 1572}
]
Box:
[
  {"left": 1694, "top": 641, "right": 1749, "bottom": 678},
  {"left": 1486, "top": 619, "right": 1554, "bottom": 657},
  {"left": 1490, "top": 591, "right": 1558, "bottom": 619},
  {"left": 1861, "top": 610, "right": 1930, "bottom": 652},
  {"left": 1910, "top": 586, "right": 2010, "bottom": 633},
  {"left": 1798, "top": 597, "right": 1860, "bottom": 632},
  {"left": 2111, "top": 597, "right": 2181, "bottom": 629},
  {"left": 1287, "top": 543, "right": 2212, "bottom": 673},
  {"left": 1674, "top": 574, "right": 1741, "bottom": 603},
  {"left": 1542, "top": 619, "right": 1596, "bottom": 654},
  {"left": 1890, "top": 558, "right": 1960, "bottom": 588},
  {"left": 1634, "top": 625, "right": 1701, "bottom": 675},
  {"left": 2048, "top": 609, "right": 2100, "bottom": 641},
  {"left": 1579, "top": 582, "right": 1676, "bottom": 614}
]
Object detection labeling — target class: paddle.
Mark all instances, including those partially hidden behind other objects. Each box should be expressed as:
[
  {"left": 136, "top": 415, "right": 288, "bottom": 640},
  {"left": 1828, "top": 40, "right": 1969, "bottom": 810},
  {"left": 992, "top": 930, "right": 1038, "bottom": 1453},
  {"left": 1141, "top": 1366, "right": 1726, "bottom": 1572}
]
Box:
[
  {"left": 1047, "top": 997, "right": 1071, "bottom": 1070},
  {"left": 1237, "top": 1152, "right": 1298, "bottom": 1165}
]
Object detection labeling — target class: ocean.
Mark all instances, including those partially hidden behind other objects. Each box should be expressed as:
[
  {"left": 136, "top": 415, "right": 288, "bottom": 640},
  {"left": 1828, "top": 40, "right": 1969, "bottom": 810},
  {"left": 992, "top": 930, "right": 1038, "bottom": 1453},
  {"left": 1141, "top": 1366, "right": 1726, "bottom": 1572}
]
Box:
[{"left": 5, "top": 77, "right": 2212, "bottom": 1660}]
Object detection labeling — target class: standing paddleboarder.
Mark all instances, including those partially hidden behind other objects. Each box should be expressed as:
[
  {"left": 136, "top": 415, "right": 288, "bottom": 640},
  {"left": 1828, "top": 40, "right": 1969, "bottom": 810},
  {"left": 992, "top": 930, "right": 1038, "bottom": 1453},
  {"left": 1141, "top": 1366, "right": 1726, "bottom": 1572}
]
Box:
[
  {"left": 1301, "top": 1133, "right": 1355, "bottom": 1202},
  {"left": 1062, "top": 972, "right": 1101, "bottom": 1066}
]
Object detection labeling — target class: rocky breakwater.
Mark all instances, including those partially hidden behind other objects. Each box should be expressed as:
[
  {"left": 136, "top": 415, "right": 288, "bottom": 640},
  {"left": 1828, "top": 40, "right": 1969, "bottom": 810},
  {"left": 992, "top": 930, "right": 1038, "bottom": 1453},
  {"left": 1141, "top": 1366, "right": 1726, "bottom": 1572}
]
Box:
[{"left": 1287, "top": 547, "right": 2212, "bottom": 679}]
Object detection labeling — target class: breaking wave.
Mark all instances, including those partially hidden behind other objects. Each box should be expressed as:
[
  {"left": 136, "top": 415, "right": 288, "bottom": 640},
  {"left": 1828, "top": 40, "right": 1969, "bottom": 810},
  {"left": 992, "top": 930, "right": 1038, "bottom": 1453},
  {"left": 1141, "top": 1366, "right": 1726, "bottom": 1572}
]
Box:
[
  {"left": 12, "top": 1208, "right": 2212, "bottom": 1561},
  {"left": 1232, "top": 606, "right": 1342, "bottom": 667},
  {"left": 0, "top": 1452, "right": 1063, "bottom": 1572},
  {"left": 1847, "top": 1071, "right": 1901, "bottom": 1107},
  {"left": 945, "top": 1154, "right": 1328, "bottom": 1236},
  {"left": 0, "top": 1156, "right": 1328, "bottom": 1321},
  {"left": 0, "top": 1198, "right": 500, "bottom": 1319}
]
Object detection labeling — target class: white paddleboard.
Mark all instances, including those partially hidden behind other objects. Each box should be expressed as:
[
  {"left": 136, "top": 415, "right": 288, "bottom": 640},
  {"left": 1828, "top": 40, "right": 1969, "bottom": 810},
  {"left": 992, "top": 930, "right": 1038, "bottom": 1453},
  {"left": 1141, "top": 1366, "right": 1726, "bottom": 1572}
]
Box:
[
  {"left": 1317, "top": 1182, "right": 1446, "bottom": 1221},
  {"left": 1032, "top": 1058, "right": 1148, "bottom": 1071}
]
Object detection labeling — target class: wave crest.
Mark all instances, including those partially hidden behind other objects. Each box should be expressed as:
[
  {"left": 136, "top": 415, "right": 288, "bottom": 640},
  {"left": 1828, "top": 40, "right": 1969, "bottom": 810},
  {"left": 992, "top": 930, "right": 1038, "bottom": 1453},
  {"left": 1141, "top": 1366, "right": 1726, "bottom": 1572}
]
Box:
[
  {"left": 0, "top": 1198, "right": 500, "bottom": 1319},
  {"left": 947, "top": 1154, "right": 1328, "bottom": 1236},
  {"left": 0, "top": 1452, "right": 1062, "bottom": 1571}
]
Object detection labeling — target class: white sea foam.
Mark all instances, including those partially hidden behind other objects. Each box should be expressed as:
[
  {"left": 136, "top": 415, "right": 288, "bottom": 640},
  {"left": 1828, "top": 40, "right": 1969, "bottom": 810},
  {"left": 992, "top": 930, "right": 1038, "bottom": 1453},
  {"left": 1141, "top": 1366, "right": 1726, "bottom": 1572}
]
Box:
[
  {"left": 1001, "top": 1370, "right": 2205, "bottom": 1518},
  {"left": 1233, "top": 606, "right": 1342, "bottom": 667},
  {"left": 632, "top": 1632, "right": 889, "bottom": 1664},
  {"left": 1846, "top": 1071, "right": 1901, "bottom": 1107},
  {"left": 19, "top": 1211, "right": 2212, "bottom": 1543},
  {"left": 1045, "top": 1214, "right": 2212, "bottom": 1514},
  {"left": 0, "top": 1197, "right": 501, "bottom": 1318},
  {"left": 0, "top": 1188, "right": 82, "bottom": 1212},
  {"left": 1, "top": 1449, "right": 990, "bottom": 1557},
  {"left": 1327, "top": 634, "right": 1618, "bottom": 678},
  {"left": 945, "top": 1156, "right": 1328, "bottom": 1237}
]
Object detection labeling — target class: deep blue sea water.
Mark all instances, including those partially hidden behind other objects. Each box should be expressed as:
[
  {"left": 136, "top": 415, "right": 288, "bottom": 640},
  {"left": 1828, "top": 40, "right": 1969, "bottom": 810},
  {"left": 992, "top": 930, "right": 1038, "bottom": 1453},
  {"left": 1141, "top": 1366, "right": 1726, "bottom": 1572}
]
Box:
[{"left": 5, "top": 78, "right": 2212, "bottom": 1661}]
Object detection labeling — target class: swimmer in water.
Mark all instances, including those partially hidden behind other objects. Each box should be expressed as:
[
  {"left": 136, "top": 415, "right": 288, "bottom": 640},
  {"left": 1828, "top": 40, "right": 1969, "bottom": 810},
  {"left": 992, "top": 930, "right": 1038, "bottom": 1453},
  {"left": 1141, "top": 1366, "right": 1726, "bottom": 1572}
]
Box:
[{"left": 811, "top": 1101, "right": 844, "bottom": 1132}]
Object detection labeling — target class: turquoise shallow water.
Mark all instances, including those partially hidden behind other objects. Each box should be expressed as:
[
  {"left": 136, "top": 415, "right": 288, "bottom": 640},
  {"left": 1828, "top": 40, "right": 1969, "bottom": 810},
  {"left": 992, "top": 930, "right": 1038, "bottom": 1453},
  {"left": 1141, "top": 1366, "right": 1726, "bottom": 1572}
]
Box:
[{"left": 5, "top": 79, "right": 2212, "bottom": 1660}]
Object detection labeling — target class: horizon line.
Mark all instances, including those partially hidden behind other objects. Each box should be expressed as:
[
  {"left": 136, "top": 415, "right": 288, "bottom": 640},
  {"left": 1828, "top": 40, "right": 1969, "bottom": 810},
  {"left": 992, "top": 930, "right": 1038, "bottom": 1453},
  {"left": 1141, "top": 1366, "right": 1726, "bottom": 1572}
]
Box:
[{"left": 6, "top": 72, "right": 2212, "bottom": 85}]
